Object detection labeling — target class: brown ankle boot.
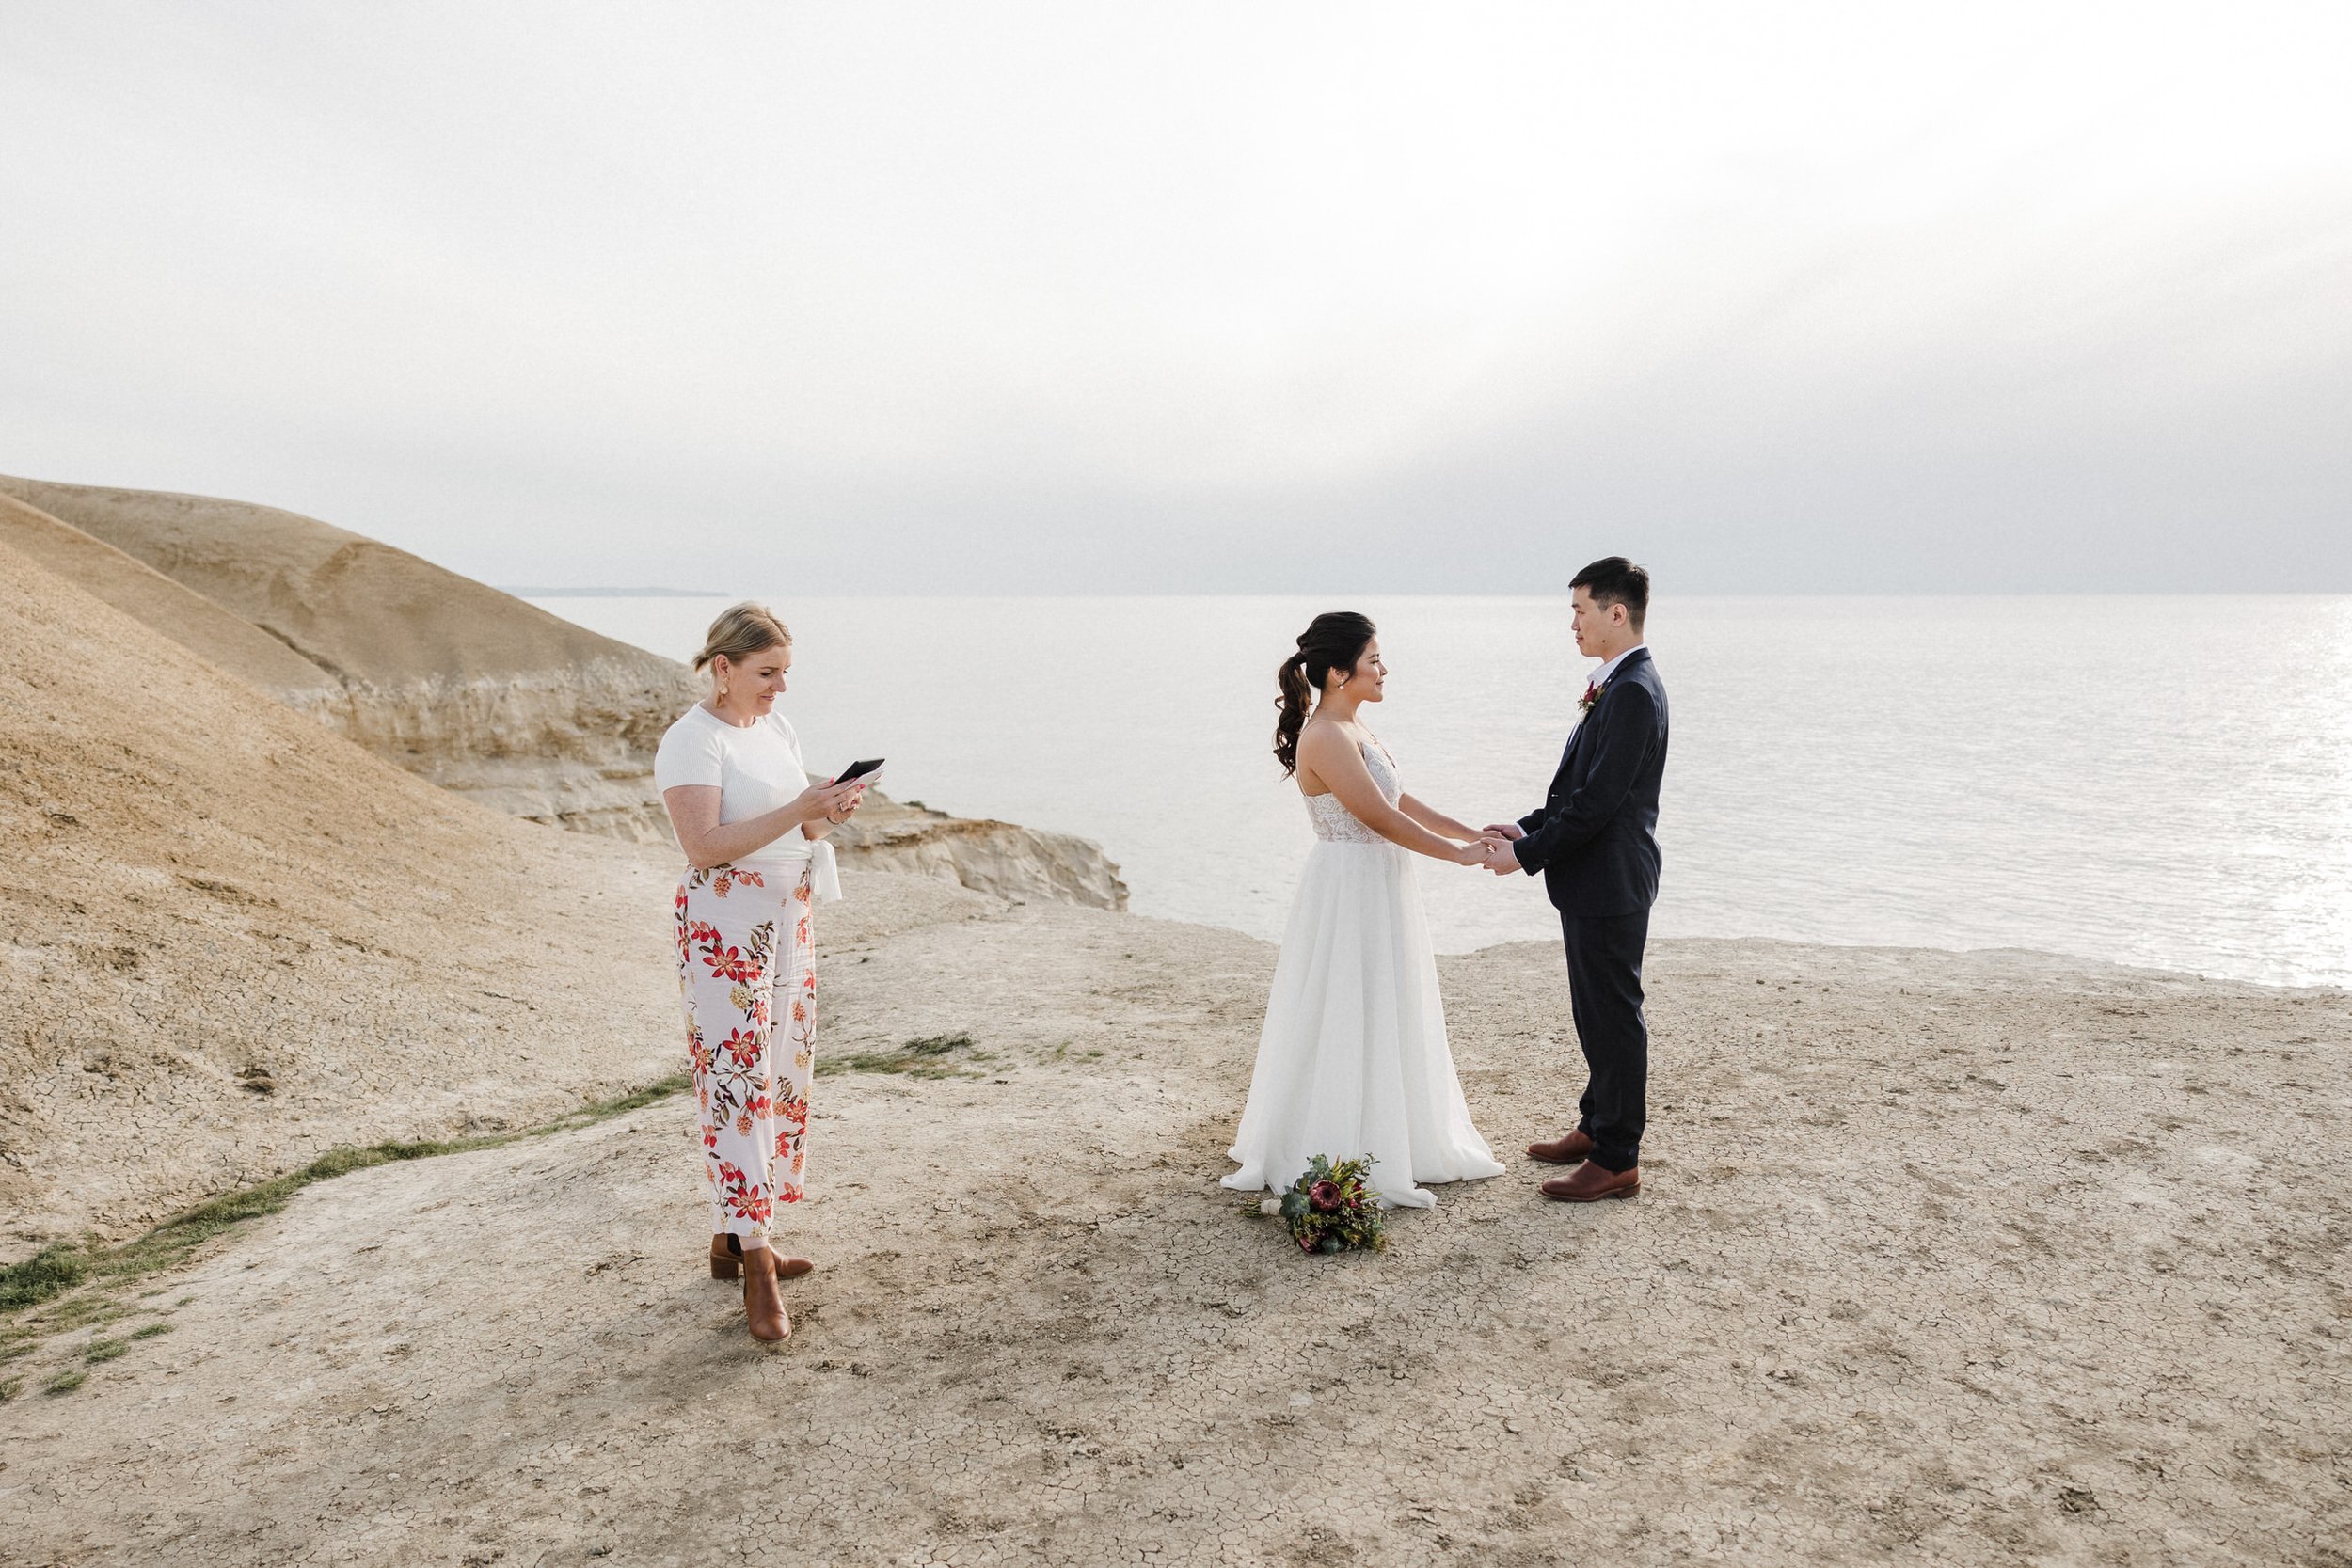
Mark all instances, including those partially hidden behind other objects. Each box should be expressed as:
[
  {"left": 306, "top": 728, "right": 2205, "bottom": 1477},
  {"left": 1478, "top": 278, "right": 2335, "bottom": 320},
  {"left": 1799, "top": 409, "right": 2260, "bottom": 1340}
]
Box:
[
  {"left": 711, "top": 1234, "right": 817, "bottom": 1281},
  {"left": 1527, "top": 1130, "right": 1596, "bottom": 1164},
  {"left": 1539, "top": 1160, "right": 1641, "bottom": 1202},
  {"left": 740, "top": 1245, "right": 790, "bottom": 1342}
]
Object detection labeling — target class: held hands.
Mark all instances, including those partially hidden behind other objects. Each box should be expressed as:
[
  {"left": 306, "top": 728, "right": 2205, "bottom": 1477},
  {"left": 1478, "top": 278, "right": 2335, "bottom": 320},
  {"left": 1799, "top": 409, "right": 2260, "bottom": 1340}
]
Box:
[
  {"left": 1463, "top": 824, "right": 1521, "bottom": 876},
  {"left": 1449, "top": 823, "right": 1521, "bottom": 874}
]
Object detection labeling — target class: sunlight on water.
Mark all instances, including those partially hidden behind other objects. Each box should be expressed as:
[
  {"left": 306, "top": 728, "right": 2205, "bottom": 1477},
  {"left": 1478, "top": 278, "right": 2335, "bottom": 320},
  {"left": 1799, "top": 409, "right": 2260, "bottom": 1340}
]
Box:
[{"left": 533, "top": 594, "right": 2352, "bottom": 988}]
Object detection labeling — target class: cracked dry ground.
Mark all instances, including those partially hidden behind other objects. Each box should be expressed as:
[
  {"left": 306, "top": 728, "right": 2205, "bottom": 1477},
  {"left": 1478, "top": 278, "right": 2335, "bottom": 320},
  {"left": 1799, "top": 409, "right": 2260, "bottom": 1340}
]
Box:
[{"left": 4, "top": 880, "right": 2349, "bottom": 1567}]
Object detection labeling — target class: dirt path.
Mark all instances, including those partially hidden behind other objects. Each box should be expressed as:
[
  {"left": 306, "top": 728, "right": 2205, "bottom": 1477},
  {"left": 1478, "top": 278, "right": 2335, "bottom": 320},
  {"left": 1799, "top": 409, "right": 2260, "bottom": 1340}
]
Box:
[{"left": 4, "top": 878, "right": 2347, "bottom": 1567}]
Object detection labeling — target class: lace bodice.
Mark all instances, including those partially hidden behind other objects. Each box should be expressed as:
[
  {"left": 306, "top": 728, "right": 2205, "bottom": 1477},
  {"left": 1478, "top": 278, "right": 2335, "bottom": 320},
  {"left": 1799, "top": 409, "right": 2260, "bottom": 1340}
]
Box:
[{"left": 1304, "top": 738, "right": 1399, "bottom": 843}]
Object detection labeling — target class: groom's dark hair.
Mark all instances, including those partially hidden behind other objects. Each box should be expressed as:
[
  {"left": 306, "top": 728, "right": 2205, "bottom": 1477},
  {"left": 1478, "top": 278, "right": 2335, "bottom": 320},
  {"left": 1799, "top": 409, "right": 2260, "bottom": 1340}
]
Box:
[{"left": 1570, "top": 557, "right": 1648, "bottom": 630}]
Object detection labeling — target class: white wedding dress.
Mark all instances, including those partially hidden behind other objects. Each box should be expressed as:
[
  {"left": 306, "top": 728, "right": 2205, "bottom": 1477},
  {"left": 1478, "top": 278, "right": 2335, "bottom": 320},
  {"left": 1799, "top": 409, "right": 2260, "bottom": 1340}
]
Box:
[{"left": 1222, "top": 736, "right": 1506, "bottom": 1209}]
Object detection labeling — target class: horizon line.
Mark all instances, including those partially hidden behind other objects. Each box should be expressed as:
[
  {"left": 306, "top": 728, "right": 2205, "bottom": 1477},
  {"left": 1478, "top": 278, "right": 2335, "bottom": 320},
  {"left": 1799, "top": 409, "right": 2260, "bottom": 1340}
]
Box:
[{"left": 503, "top": 586, "right": 2352, "bottom": 600}]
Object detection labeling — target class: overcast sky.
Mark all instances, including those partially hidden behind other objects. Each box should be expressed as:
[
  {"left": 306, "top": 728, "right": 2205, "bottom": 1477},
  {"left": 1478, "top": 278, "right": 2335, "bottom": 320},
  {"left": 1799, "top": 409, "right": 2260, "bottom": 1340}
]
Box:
[{"left": 3, "top": 3, "right": 2345, "bottom": 593}]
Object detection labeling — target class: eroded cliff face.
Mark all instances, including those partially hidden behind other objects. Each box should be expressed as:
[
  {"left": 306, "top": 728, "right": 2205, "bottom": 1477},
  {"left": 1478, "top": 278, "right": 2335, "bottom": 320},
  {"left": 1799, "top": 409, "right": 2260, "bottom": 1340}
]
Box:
[
  {"left": 335, "top": 659, "right": 696, "bottom": 841},
  {"left": 0, "top": 474, "right": 1130, "bottom": 898},
  {"left": 831, "top": 795, "right": 1128, "bottom": 911},
  {"left": 0, "top": 475, "right": 700, "bottom": 839}
]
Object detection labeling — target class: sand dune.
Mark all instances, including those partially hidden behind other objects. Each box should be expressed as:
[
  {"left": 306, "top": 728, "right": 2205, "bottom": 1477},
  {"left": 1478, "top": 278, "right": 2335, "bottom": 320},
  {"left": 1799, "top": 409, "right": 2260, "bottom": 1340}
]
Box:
[
  {"left": 0, "top": 473, "right": 678, "bottom": 694},
  {"left": 0, "top": 472, "right": 699, "bottom": 838},
  {"left": 0, "top": 492, "right": 343, "bottom": 713},
  {"left": 0, "top": 537, "right": 691, "bottom": 1248}
]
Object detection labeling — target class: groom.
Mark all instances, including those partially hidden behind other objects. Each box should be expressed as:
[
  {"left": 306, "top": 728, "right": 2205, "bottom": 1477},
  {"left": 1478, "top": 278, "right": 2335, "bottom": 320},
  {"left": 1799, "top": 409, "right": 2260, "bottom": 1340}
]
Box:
[{"left": 1478, "top": 557, "right": 1668, "bottom": 1202}]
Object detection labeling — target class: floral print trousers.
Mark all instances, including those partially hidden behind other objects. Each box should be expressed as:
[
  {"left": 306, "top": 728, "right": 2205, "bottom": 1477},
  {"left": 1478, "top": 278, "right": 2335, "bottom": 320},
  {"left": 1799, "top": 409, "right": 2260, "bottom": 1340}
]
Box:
[{"left": 674, "top": 861, "right": 817, "bottom": 1246}]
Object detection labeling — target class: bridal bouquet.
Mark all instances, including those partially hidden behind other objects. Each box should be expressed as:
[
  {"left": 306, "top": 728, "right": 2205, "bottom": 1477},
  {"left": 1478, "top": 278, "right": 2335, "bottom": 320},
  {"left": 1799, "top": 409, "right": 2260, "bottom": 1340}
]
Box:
[{"left": 1257, "top": 1154, "right": 1388, "bottom": 1255}]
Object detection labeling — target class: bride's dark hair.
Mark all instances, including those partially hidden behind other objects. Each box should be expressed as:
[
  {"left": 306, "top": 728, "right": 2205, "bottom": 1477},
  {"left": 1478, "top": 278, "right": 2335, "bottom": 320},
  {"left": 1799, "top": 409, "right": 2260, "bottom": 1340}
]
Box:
[{"left": 1274, "top": 611, "right": 1376, "bottom": 777}]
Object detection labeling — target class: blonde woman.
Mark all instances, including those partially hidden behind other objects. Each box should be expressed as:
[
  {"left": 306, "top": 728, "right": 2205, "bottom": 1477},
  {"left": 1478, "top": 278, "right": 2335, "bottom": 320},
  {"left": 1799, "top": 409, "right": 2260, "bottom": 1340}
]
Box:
[{"left": 656, "top": 603, "right": 868, "bottom": 1343}]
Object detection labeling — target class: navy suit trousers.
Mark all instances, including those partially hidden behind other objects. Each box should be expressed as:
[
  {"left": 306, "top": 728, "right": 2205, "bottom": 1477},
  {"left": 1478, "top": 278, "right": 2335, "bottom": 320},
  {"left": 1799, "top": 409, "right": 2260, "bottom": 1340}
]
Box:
[{"left": 1562, "top": 908, "right": 1649, "bottom": 1172}]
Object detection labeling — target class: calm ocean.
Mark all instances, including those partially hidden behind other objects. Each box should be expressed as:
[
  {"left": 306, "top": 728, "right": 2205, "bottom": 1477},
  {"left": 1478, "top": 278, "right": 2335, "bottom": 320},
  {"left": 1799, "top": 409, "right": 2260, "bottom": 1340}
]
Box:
[{"left": 530, "top": 594, "right": 2352, "bottom": 990}]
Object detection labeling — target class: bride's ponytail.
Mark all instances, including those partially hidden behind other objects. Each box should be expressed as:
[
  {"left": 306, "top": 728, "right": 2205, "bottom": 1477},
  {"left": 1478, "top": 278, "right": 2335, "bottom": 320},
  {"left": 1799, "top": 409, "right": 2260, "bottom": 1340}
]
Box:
[
  {"left": 1274, "top": 654, "right": 1313, "bottom": 775},
  {"left": 1273, "top": 611, "right": 1377, "bottom": 777}
]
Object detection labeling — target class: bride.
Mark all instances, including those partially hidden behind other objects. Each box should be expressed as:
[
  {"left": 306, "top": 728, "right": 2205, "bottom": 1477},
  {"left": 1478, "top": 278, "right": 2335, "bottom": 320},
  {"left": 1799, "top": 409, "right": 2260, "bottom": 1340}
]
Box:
[{"left": 1222, "top": 611, "right": 1507, "bottom": 1209}]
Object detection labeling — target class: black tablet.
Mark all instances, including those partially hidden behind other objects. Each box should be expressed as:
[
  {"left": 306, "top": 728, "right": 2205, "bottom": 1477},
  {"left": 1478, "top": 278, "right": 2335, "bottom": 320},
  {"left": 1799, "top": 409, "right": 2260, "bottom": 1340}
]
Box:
[{"left": 833, "top": 757, "right": 884, "bottom": 784}]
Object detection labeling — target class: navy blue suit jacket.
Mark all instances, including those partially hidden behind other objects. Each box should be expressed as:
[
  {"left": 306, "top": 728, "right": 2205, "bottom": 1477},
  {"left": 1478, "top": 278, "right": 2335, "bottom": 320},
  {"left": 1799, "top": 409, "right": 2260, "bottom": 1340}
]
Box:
[{"left": 1510, "top": 647, "right": 1668, "bottom": 917}]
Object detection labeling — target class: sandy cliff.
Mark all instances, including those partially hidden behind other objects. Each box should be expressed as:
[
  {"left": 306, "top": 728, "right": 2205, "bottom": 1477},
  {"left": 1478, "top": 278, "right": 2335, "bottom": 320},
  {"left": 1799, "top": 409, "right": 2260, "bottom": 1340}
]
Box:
[
  {"left": 0, "top": 492, "right": 344, "bottom": 714},
  {"left": 0, "top": 537, "right": 690, "bottom": 1248},
  {"left": 0, "top": 475, "right": 1129, "bottom": 905},
  {"left": 0, "top": 474, "right": 698, "bottom": 840},
  {"left": 0, "top": 531, "right": 1101, "bottom": 1253},
  {"left": 0, "top": 495, "right": 1122, "bottom": 1249}
]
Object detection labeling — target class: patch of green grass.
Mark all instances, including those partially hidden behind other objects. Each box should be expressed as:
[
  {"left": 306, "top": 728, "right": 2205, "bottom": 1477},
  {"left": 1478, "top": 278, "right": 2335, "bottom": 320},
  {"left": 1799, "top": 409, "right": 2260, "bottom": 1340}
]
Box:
[
  {"left": 84, "top": 1338, "right": 127, "bottom": 1364},
  {"left": 38, "top": 1297, "right": 131, "bottom": 1332},
  {"left": 0, "top": 1072, "right": 696, "bottom": 1353},
  {"left": 42, "top": 1370, "right": 85, "bottom": 1396},
  {"left": 836, "top": 1032, "right": 977, "bottom": 1079},
  {"left": 0, "top": 1245, "right": 87, "bottom": 1311},
  {"left": 129, "top": 1322, "right": 174, "bottom": 1340}
]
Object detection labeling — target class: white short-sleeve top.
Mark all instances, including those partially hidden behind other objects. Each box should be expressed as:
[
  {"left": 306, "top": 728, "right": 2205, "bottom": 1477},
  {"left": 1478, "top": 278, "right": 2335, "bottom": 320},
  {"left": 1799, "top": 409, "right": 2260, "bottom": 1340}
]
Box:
[{"left": 653, "top": 705, "right": 816, "bottom": 872}]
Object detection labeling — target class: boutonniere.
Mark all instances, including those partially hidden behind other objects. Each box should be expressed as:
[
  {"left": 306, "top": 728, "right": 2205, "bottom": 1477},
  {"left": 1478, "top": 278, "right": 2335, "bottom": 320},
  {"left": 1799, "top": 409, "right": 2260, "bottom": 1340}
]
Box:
[{"left": 1579, "top": 680, "right": 1605, "bottom": 714}]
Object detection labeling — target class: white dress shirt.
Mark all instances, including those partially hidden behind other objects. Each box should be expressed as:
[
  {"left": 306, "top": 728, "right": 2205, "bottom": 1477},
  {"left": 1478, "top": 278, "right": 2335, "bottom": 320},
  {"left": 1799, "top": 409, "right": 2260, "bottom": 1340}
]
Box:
[{"left": 1586, "top": 642, "right": 1647, "bottom": 691}]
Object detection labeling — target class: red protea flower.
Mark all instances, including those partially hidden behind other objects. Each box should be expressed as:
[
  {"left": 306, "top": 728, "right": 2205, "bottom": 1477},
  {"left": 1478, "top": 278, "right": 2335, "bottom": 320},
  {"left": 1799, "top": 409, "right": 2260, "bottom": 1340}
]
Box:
[{"left": 1309, "top": 1180, "right": 1342, "bottom": 1213}]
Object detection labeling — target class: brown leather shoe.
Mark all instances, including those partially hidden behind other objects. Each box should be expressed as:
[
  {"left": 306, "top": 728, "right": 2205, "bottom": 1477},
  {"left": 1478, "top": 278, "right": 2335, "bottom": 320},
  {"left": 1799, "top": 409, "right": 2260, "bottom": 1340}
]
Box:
[
  {"left": 1527, "top": 1130, "right": 1596, "bottom": 1164},
  {"left": 1540, "top": 1161, "right": 1640, "bottom": 1202},
  {"left": 711, "top": 1234, "right": 816, "bottom": 1281},
  {"left": 740, "top": 1246, "right": 791, "bottom": 1343}
]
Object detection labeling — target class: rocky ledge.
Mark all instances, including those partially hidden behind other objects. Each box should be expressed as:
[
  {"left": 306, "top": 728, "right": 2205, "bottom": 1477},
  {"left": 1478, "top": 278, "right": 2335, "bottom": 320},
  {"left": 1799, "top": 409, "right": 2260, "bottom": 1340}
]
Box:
[{"left": 831, "top": 793, "right": 1128, "bottom": 911}]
